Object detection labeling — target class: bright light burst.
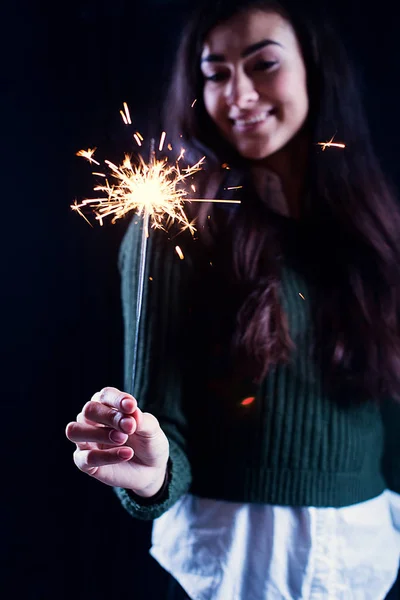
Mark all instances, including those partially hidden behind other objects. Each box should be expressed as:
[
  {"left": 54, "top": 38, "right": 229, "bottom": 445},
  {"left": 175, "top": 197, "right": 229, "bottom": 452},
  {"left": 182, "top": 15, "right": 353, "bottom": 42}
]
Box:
[
  {"left": 72, "top": 104, "right": 242, "bottom": 236},
  {"left": 73, "top": 148, "right": 204, "bottom": 236}
]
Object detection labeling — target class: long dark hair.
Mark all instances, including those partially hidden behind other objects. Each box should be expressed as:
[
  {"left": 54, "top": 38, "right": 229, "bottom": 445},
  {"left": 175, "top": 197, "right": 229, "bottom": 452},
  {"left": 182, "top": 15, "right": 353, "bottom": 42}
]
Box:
[{"left": 164, "top": 0, "right": 400, "bottom": 400}]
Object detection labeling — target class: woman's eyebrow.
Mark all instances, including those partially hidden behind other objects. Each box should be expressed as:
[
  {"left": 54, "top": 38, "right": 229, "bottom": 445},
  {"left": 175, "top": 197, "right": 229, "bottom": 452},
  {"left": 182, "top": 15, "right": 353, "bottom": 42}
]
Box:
[{"left": 201, "top": 39, "right": 283, "bottom": 63}]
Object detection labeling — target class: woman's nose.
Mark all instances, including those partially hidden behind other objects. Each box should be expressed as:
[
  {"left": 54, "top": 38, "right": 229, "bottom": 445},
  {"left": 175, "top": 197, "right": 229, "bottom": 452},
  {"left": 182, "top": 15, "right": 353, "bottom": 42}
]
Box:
[{"left": 225, "top": 72, "right": 259, "bottom": 109}]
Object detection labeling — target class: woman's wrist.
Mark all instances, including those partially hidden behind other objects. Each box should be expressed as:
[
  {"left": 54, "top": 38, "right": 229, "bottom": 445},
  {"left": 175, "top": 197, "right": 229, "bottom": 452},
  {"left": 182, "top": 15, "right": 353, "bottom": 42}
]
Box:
[{"left": 128, "top": 462, "right": 170, "bottom": 503}]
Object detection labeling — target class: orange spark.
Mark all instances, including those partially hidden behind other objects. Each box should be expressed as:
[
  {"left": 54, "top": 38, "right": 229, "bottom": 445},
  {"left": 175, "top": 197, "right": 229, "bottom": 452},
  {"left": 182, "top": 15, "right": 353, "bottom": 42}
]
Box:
[
  {"left": 175, "top": 246, "right": 184, "bottom": 260},
  {"left": 76, "top": 148, "right": 100, "bottom": 166},
  {"left": 159, "top": 131, "right": 166, "bottom": 152},
  {"left": 177, "top": 148, "right": 186, "bottom": 162},
  {"left": 71, "top": 200, "right": 93, "bottom": 227},
  {"left": 317, "top": 135, "right": 346, "bottom": 151},
  {"left": 123, "top": 102, "right": 132, "bottom": 125}
]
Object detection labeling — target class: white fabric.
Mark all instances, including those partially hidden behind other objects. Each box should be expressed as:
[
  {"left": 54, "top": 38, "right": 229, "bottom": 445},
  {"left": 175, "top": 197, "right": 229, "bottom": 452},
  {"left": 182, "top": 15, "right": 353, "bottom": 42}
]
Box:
[{"left": 150, "top": 490, "right": 400, "bottom": 600}]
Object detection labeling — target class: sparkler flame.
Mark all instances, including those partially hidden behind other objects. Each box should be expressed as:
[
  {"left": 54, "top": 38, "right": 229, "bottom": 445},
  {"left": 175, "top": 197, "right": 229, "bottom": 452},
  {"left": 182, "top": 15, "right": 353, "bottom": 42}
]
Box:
[
  {"left": 73, "top": 151, "right": 203, "bottom": 236},
  {"left": 73, "top": 104, "right": 242, "bottom": 236}
]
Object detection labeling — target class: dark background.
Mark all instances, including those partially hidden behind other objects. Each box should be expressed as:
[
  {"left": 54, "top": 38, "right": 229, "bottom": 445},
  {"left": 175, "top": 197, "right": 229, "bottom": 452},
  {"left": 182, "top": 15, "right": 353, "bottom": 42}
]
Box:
[{"left": 2, "top": 1, "right": 399, "bottom": 598}]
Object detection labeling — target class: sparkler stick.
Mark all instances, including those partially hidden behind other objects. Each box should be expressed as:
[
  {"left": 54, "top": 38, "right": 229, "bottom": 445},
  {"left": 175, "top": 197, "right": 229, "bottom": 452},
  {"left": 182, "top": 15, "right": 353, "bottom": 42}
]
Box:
[{"left": 130, "top": 140, "right": 153, "bottom": 396}]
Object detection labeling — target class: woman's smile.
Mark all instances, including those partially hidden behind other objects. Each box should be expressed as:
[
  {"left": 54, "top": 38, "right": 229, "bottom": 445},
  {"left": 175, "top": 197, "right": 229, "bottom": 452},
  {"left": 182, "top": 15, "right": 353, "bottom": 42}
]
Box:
[{"left": 230, "top": 108, "right": 277, "bottom": 132}]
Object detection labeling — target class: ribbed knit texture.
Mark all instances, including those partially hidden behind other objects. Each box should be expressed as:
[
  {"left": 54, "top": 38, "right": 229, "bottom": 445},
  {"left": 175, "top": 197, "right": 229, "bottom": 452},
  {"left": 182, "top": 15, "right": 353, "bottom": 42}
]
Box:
[{"left": 114, "top": 216, "right": 398, "bottom": 521}]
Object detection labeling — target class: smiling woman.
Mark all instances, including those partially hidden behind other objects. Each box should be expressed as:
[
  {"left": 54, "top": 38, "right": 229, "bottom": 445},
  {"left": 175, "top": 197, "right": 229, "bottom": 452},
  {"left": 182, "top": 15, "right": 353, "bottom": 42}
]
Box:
[
  {"left": 200, "top": 10, "right": 309, "bottom": 164},
  {"left": 66, "top": 0, "right": 400, "bottom": 598}
]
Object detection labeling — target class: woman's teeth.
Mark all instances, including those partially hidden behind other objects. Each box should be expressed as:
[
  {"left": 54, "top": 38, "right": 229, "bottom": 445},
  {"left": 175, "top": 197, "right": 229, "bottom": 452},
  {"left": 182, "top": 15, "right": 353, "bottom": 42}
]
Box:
[{"left": 235, "top": 112, "right": 269, "bottom": 126}]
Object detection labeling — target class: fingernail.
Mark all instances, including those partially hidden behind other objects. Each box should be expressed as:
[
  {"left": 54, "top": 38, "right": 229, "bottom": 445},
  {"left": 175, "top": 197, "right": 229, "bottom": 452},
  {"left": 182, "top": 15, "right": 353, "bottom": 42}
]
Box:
[
  {"left": 120, "top": 417, "right": 133, "bottom": 433},
  {"left": 118, "top": 448, "right": 132, "bottom": 459},
  {"left": 110, "top": 430, "right": 126, "bottom": 444}
]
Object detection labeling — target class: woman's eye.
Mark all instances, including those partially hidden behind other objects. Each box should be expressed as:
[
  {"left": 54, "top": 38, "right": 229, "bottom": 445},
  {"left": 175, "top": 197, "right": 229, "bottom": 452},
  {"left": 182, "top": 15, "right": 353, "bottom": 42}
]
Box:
[
  {"left": 204, "top": 72, "right": 228, "bottom": 82},
  {"left": 254, "top": 60, "right": 278, "bottom": 72}
]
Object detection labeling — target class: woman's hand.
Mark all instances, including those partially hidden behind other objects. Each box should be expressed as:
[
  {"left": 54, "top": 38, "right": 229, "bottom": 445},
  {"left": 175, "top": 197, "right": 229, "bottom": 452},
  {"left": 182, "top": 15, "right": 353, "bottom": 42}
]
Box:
[{"left": 65, "top": 387, "right": 169, "bottom": 497}]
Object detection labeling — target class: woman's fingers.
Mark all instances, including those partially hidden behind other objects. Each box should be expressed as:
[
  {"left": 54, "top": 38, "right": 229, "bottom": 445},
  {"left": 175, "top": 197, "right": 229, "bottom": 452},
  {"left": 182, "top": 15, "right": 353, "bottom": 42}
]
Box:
[
  {"left": 82, "top": 386, "right": 140, "bottom": 434},
  {"left": 66, "top": 422, "right": 128, "bottom": 446},
  {"left": 82, "top": 400, "right": 137, "bottom": 435},
  {"left": 73, "top": 446, "right": 133, "bottom": 474},
  {"left": 91, "top": 387, "right": 138, "bottom": 414},
  {"left": 76, "top": 411, "right": 101, "bottom": 427}
]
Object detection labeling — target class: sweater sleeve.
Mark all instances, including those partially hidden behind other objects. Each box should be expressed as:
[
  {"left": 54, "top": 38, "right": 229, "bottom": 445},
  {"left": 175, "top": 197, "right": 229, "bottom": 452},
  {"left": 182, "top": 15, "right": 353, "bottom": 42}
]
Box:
[
  {"left": 113, "top": 218, "right": 193, "bottom": 520},
  {"left": 380, "top": 397, "right": 400, "bottom": 494}
]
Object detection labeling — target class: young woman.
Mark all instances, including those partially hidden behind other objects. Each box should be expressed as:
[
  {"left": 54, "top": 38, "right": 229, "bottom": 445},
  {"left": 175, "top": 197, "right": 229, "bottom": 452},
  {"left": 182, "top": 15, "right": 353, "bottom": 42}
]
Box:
[{"left": 66, "top": 0, "right": 400, "bottom": 597}]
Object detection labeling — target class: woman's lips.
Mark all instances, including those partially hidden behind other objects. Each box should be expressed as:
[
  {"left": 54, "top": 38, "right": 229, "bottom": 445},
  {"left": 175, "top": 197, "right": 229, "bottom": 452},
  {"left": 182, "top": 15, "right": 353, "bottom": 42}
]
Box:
[{"left": 231, "top": 109, "right": 276, "bottom": 132}]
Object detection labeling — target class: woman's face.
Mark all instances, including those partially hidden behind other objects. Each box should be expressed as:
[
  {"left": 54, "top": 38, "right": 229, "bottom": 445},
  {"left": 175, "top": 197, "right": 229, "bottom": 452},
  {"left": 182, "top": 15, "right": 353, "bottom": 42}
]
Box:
[{"left": 201, "top": 9, "right": 309, "bottom": 161}]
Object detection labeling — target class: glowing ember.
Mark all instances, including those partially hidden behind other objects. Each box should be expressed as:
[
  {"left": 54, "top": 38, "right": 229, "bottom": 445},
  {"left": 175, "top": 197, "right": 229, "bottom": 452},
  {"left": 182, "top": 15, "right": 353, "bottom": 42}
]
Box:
[
  {"left": 175, "top": 246, "right": 184, "bottom": 260},
  {"left": 241, "top": 397, "right": 256, "bottom": 407}
]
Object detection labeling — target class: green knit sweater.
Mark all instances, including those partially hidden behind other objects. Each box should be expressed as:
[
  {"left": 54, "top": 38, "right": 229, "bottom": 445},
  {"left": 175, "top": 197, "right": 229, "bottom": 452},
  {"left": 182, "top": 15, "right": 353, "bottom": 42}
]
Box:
[{"left": 114, "top": 216, "right": 400, "bottom": 521}]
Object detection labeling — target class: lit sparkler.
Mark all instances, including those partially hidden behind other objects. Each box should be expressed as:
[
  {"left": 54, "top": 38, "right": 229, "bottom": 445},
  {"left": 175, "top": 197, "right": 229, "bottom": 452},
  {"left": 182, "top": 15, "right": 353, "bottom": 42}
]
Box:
[
  {"left": 74, "top": 128, "right": 205, "bottom": 396},
  {"left": 73, "top": 148, "right": 204, "bottom": 237},
  {"left": 73, "top": 104, "right": 242, "bottom": 395}
]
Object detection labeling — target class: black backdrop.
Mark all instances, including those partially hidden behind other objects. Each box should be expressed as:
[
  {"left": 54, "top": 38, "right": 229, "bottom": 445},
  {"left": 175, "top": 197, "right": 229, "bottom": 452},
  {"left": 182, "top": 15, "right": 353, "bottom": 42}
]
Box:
[{"left": 3, "top": 1, "right": 399, "bottom": 598}]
